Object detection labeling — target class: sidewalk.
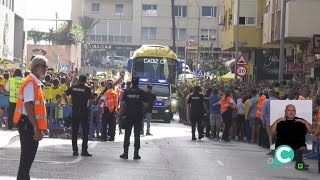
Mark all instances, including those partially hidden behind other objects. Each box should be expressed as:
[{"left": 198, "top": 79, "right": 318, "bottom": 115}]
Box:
[{"left": 0, "top": 130, "right": 19, "bottom": 148}]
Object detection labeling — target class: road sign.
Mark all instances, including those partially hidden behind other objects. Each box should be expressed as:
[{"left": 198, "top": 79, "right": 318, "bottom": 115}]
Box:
[
  {"left": 196, "top": 70, "right": 205, "bottom": 77},
  {"left": 236, "top": 66, "right": 247, "bottom": 77},
  {"left": 61, "top": 64, "right": 69, "bottom": 71},
  {"left": 237, "top": 55, "right": 248, "bottom": 65}
]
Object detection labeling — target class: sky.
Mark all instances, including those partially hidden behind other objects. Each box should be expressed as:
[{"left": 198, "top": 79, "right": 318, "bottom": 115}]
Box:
[{"left": 26, "top": 0, "right": 72, "bottom": 32}]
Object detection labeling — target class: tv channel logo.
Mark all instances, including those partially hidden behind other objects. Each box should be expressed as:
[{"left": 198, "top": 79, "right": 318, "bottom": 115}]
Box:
[{"left": 266, "top": 145, "right": 295, "bottom": 169}]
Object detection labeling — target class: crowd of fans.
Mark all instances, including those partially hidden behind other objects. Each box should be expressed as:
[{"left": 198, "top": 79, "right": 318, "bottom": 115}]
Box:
[{"left": 177, "top": 79, "right": 320, "bottom": 148}]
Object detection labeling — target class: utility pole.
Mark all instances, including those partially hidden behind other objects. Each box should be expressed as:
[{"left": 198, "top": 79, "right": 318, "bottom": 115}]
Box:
[
  {"left": 55, "top": 12, "right": 58, "bottom": 32},
  {"left": 279, "top": 0, "right": 287, "bottom": 81},
  {"left": 195, "top": 0, "right": 200, "bottom": 71},
  {"left": 235, "top": 0, "right": 240, "bottom": 80}
]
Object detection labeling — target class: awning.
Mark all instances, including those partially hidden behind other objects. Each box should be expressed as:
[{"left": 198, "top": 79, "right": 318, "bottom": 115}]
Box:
[{"left": 218, "top": 72, "right": 239, "bottom": 82}]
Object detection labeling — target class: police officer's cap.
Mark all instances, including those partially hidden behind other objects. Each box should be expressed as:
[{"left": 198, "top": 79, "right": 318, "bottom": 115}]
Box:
[
  {"left": 79, "top": 75, "right": 87, "bottom": 82},
  {"left": 132, "top": 77, "right": 139, "bottom": 85}
]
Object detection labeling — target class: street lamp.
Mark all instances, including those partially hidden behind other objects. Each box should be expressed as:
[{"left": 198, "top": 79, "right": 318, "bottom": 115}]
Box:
[{"left": 195, "top": 0, "right": 200, "bottom": 71}]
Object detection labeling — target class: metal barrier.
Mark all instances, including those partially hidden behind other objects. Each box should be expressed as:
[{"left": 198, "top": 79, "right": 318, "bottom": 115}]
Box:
[
  {"left": 46, "top": 103, "right": 103, "bottom": 140},
  {"left": 0, "top": 94, "right": 9, "bottom": 124},
  {"left": 0, "top": 94, "right": 103, "bottom": 141}
]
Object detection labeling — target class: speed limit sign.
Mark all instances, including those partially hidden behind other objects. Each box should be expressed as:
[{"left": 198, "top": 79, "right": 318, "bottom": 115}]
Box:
[{"left": 236, "top": 66, "right": 248, "bottom": 77}]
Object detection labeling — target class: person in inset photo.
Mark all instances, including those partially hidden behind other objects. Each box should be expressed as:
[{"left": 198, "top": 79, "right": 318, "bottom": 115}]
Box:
[{"left": 271, "top": 104, "right": 312, "bottom": 170}]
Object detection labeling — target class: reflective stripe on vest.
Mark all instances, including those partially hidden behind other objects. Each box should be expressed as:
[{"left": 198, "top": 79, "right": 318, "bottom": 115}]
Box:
[
  {"left": 13, "top": 75, "right": 47, "bottom": 130},
  {"left": 9, "top": 78, "right": 23, "bottom": 103}
]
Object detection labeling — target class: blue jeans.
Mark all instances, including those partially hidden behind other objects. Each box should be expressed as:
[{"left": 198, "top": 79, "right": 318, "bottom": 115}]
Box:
[{"left": 142, "top": 113, "right": 152, "bottom": 133}]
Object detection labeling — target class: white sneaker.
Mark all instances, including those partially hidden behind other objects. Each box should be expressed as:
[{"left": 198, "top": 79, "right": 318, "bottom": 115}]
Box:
[{"left": 236, "top": 136, "right": 239, "bottom": 141}]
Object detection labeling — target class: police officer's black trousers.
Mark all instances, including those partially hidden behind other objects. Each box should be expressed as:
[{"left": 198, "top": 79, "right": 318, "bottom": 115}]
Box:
[
  {"left": 204, "top": 114, "right": 210, "bottom": 136},
  {"left": 8, "top": 102, "right": 16, "bottom": 130},
  {"left": 123, "top": 119, "right": 141, "bottom": 153},
  {"left": 101, "top": 110, "right": 116, "bottom": 140},
  {"left": 222, "top": 110, "right": 232, "bottom": 140},
  {"left": 72, "top": 110, "right": 89, "bottom": 152},
  {"left": 190, "top": 113, "right": 203, "bottom": 137},
  {"left": 17, "top": 116, "right": 39, "bottom": 180}
]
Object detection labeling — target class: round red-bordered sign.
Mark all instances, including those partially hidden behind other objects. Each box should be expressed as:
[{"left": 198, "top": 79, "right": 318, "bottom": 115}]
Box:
[{"left": 236, "top": 66, "right": 247, "bottom": 77}]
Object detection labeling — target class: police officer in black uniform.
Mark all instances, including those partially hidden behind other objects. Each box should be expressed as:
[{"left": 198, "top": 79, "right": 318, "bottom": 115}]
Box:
[
  {"left": 119, "top": 77, "right": 147, "bottom": 160},
  {"left": 203, "top": 88, "right": 212, "bottom": 137},
  {"left": 63, "top": 75, "right": 92, "bottom": 157},
  {"left": 187, "top": 86, "right": 209, "bottom": 140}
]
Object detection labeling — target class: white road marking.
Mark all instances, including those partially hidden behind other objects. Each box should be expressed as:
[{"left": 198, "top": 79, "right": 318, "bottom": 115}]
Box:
[
  {"left": 50, "top": 141, "right": 98, "bottom": 164},
  {"left": 227, "top": 176, "right": 233, "bottom": 180},
  {"left": 0, "top": 176, "right": 63, "bottom": 180},
  {"left": 0, "top": 141, "right": 99, "bottom": 165},
  {"left": 217, "top": 160, "right": 224, "bottom": 166}
]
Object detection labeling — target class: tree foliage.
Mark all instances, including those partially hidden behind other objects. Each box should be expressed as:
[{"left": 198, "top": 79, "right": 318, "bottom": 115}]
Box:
[
  {"left": 78, "top": 16, "right": 100, "bottom": 43},
  {"left": 27, "top": 21, "right": 84, "bottom": 45},
  {"left": 27, "top": 29, "right": 45, "bottom": 44}
]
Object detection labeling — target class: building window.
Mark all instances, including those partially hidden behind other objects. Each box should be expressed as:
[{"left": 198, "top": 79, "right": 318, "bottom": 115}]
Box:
[
  {"left": 142, "top": 4, "right": 157, "bottom": 16},
  {"left": 172, "top": 28, "right": 186, "bottom": 40},
  {"left": 141, "top": 27, "right": 156, "bottom": 40},
  {"left": 174, "top": 6, "right": 187, "bottom": 17},
  {"left": 115, "top": 4, "right": 124, "bottom": 15},
  {"left": 239, "top": 17, "right": 246, "bottom": 25},
  {"left": 200, "top": 29, "right": 215, "bottom": 41},
  {"left": 92, "top": 3, "right": 100, "bottom": 14},
  {"left": 202, "top": 6, "right": 217, "bottom": 17},
  {"left": 239, "top": 17, "right": 256, "bottom": 25},
  {"left": 247, "top": 17, "right": 256, "bottom": 25}
]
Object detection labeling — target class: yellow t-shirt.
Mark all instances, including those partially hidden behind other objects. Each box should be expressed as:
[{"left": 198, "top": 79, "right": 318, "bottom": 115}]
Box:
[
  {"left": 55, "top": 104, "right": 64, "bottom": 119},
  {"left": 60, "top": 84, "right": 68, "bottom": 92},
  {"left": 96, "top": 87, "right": 105, "bottom": 95},
  {"left": 43, "top": 83, "right": 52, "bottom": 102},
  {"left": 0, "top": 79, "right": 8, "bottom": 88},
  {"left": 244, "top": 99, "right": 250, "bottom": 120},
  {"left": 50, "top": 87, "right": 64, "bottom": 103}
]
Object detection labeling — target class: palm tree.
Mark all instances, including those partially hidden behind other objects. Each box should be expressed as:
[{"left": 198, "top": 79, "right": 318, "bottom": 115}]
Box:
[
  {"left": 78, "top": 16, "right": 100, "bottom": 72},
  {"left": 171, "top": 0, "right": 176, "bottom": 52},
  {"left": 78, "top": 16, "right": 100, "bottom": 43}
]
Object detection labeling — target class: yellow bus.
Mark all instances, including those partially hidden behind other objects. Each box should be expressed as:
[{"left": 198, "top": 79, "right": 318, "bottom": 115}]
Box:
[{"left": 127, "top": 45, "right": 179, "bottom": 123}]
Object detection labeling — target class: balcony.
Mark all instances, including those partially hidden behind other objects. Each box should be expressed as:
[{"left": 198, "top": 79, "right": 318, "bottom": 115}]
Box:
[{"left": 285, "top": 0, "right": 320, "bottom": 40}]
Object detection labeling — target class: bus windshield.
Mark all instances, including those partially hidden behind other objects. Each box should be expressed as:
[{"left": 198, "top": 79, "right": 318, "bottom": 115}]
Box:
[
  {"left": 139, "top": 84, "right": 170, "bottom": 97},
  {"left": 132, "top": 57, "right": 178, "bottom": 85}
]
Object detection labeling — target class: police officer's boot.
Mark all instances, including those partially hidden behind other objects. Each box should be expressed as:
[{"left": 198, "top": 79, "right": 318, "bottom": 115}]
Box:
[
  {"left": 133, "top": 150, "right": 141, "bottom": 160},
  {"left": 295, "top": 150, "right": 308, "bottom": 170},
  {"left": 192, "top": 133, "right": 196, "bottom": 141},
  {"left": 120, "top": 148, "right": 129, "bottom": 160}
]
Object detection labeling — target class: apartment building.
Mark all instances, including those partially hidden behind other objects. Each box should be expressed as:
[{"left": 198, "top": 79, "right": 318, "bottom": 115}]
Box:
[
  {"left": 263, "top": 0, "right": 320, "bottom": 78},
  {"left": 71, "top": 0, "right": 224, "bottom": 60},
  {"left": 0, "top": 0, "right": 27, "bottom": 63}
]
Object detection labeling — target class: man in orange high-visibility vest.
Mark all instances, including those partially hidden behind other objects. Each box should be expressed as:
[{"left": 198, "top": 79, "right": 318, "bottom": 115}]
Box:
[
  {"left": 99, "top": 80, "right": 119, "bottom": 141},
  {"left": 297, "top": 85, "right": 310, "bottom": 100},
  {"left": 14, "top": 55, "right": 48, "bottom": 180},
  {"left": 256, "top": 89, "right": 268, "bottom": 147}
]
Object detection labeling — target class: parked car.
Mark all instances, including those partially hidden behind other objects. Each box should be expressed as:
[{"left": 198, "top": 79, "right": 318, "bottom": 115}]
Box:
[{"left": 104, "top": 56, "right": 127, "bottom": 68}]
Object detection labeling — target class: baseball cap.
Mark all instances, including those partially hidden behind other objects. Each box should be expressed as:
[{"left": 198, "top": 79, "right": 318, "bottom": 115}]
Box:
[
  {"left": 132, "top": 77, "right": 139, "bottom": 85},
  {"left": 106, "top": 79, "right": 113, "bottom": 84},
  {"left": 79, "top": 74, "right": 87, "bottom": 82}
]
